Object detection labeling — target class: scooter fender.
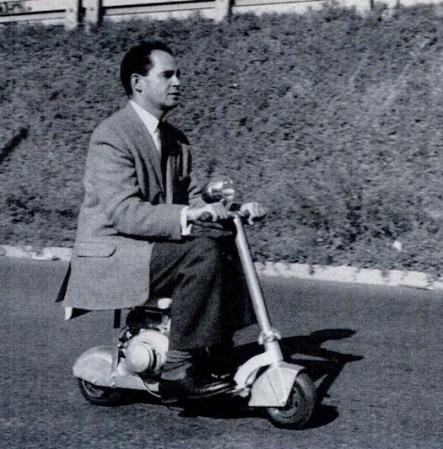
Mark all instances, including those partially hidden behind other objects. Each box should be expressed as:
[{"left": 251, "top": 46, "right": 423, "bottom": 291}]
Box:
[
  {"left": 248, "top": 361, "right": 305, "bottom": 407},
  {"left": 73, "top": 346, "right": 115, "bottom": 387},
  {"left": 73, "top": 346, "right": 146, "bottom": 390}
]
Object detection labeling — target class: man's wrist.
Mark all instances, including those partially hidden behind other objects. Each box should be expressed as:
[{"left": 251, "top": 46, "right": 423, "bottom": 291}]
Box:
[{"left": 180, "top": 206, "right": 192, "bottom": 236}]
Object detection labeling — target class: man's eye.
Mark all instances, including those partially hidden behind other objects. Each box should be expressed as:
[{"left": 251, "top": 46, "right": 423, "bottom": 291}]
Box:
[{"left": 163, "top": 71, "right": 180, "bottom": 79}]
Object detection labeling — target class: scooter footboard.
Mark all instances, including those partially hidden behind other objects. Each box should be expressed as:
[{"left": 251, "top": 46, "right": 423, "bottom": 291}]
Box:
[{"left": 248, "top": 361, "right": 305, "bottom": 407}]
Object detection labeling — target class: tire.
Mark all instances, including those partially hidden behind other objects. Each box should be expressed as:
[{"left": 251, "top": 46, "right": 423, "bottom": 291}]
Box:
[
  {"left": 265, "top": 372, "right": 316, "bottom": 429},
  {"left": 78, "top": 378, "right": 124, "bottom": 406}
]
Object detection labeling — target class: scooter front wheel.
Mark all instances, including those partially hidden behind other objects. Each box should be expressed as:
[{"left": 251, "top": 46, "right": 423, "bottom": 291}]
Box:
[
  {"left": 78, "top": 379, "right": 124, "bottom": 406},
  {"left": 265, "top": 372, "right": 316, "bottom": 429}
]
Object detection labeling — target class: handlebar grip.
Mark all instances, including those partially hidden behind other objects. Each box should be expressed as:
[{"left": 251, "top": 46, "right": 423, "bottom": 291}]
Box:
[{"left": 199, "top": 210, "right": 258, "bottom": 223}]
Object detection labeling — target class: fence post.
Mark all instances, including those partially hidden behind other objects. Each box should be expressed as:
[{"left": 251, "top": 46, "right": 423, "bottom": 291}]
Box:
[
  {"left": 83, "top": 0, "right": 101, "bottom": 27},
  {"left": 214, "top": 0, "right": 231, "bottom": 22},
  {"left": 65, "top": 0, "right": 81, "bottom": 30}
]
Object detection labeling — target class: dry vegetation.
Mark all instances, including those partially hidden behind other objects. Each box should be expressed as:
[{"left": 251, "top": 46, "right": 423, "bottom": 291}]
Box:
[{"left": 1, "top": 4, "right": 442, "bottom": 274}]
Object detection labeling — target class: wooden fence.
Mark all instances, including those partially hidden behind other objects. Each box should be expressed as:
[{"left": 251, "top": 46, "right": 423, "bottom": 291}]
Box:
[
  {"left": 0, "top": 0, "right": 441, "bottom": 29},
  {"left": 0, "top": 0, "right": 79, "bottom": 28}
]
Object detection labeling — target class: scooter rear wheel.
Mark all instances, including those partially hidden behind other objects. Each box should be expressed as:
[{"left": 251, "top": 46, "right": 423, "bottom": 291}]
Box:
[
  {"left": 265, "top": 372, "right": 316, "bottom": 429},
  {"left": 78, "top": 379, "right": 124, "bottom": 406}
]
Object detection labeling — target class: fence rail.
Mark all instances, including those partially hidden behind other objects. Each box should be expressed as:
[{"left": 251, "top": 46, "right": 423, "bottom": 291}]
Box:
[
  {"left": 0, "top": 0, "right": 441, "bottom": 29},
  {"left": 0, "top": 0, "right": 79, "bottom": 28},
  {"left": 89, "top": 0, "right": 223, "bottom": 23}
]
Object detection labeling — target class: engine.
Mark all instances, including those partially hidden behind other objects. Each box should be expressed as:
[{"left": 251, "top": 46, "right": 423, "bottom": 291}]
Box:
[
  {"left": 123, "top": 329, "right": 168, "bottom": 376},
  {"left": 121, "top": 305, "right": 171, "bottom": 377}
]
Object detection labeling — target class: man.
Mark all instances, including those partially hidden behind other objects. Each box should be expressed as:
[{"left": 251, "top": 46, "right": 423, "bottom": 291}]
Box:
[{"left": 58, "top": 41, "right": 264, "bottom": 404}]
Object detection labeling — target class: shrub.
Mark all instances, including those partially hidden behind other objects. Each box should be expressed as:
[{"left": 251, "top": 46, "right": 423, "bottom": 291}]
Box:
[{"left": 0, "top": 4, "right": 442, "bottom": 274}]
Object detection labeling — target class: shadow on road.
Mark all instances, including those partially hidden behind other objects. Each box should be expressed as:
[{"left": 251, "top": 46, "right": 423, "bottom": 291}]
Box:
[
  {"left": 225, "top": 328, "right": 364, "bottom": 428},
  {"left": 282, "top": 329, "right": 363, "bottom": 396},
  {"left": 283, "top": 328, "right": 363, "bottom": 428},
  {"left": 125, "top": 329, "right": 363, "bottom": 428}
]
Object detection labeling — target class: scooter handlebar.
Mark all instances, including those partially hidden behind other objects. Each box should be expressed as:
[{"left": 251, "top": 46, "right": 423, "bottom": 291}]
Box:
[{"left": 198, "top": 209, "right": 252, "bottom": 223}]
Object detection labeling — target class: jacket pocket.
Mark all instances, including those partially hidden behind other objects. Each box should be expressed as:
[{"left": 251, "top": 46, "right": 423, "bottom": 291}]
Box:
[{"left": 74, "top": 243, "right": 116, "bottom": 258}]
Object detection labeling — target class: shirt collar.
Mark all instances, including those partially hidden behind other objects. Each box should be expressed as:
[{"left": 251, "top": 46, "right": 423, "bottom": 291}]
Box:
[{"left": 130, "top": 100, "right": 160, "bottom": 137}]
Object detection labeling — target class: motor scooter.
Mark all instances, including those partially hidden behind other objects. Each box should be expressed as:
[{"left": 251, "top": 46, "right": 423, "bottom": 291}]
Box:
[{"left": 68, "top": 178, "right": 317, "bottom": 429}]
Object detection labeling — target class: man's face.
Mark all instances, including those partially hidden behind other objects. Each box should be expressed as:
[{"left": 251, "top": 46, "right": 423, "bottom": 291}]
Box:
[{"left": 132, "top": 50, "right": 181, "bottom": 117}]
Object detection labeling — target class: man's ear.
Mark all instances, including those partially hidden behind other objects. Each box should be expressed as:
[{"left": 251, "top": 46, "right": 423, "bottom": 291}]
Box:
[{"left": 131, "top": 73, "right": 144, "bottom": 94}]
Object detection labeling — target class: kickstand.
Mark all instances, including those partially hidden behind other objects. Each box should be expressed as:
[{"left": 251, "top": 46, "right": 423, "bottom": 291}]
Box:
[{"left": 111, "top": 310, "right": 122, "bottom": 381}]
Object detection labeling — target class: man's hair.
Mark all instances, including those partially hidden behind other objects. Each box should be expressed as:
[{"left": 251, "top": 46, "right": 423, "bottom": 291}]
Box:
[{"left": 120, "top": 41, "right": 174, "bottom": 97}]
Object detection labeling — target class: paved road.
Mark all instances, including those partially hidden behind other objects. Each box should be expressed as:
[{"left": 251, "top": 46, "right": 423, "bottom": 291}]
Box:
[{"left": 1, "top": 257, "right": 442, "bottom": 449}]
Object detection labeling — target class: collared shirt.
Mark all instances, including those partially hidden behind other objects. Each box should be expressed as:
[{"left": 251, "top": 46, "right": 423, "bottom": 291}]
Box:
[
  {"left": 129, "top": 100, "right": 191, "bottom": 235},
  {"left": 130, "top": 100, "right": 161, "bottom": 153}
]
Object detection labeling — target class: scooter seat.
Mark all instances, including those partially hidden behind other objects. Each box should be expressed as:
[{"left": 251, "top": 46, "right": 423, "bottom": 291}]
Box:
[{"left": 126, "top": 299, "right": 171, "bottom": 332}]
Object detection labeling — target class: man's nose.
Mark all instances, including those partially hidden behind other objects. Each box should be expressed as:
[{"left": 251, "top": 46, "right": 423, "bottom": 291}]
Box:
[{"left": 172, "top": 73, "right": 180, "bottom": 86}]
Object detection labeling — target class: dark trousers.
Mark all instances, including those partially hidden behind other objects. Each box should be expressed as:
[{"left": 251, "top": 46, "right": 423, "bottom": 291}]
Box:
[{"left": 150, "top": 236, "right": 255, "bottom": 351}]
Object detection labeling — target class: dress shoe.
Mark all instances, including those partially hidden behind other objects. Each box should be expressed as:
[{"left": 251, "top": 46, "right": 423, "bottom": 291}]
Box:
[
  {"left": 201, "top": 343, "right": 236, "bottom": 381},
  {"left": 159, "top": 366, "right": 234, "bottom": 404},
  {"left": 207, "top": 369, "right": 234, "bottom": 382}
]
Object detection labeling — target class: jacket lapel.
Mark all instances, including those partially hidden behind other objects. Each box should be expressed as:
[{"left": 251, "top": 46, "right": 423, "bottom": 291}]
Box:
[{"left": 122, "top": 103, "right": 165, "bottom": 194}]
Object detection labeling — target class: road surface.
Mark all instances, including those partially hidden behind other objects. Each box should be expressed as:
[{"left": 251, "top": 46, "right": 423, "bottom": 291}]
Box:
[{"left": 1, "top": 257, "right": 442, "bottom": 448}]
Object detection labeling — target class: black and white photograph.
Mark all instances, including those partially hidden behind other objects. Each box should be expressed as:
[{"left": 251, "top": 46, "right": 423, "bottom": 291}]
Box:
[{"left": 1, "top": 1, "right": 442, "bottom": 448}]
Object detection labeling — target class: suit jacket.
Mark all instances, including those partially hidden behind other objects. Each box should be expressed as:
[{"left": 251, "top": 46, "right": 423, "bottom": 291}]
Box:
[{"left": 59, "top": 103, "right": 204, "bottom": 310}]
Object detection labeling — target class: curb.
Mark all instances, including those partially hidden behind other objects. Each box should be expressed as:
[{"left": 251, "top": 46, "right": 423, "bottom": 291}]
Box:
[{"left": 1, "top": 244, "right": 442, "bottom": 292}]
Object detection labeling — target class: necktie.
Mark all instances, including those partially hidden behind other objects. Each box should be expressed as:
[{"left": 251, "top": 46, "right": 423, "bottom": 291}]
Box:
[{"left": 157, "top": 121, "right": 168, "bottom": 175}]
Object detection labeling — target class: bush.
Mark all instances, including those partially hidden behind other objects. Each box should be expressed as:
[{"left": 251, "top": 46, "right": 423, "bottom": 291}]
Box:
[{"left": 0, "top": 4, "right": 442, "bottom": 274}]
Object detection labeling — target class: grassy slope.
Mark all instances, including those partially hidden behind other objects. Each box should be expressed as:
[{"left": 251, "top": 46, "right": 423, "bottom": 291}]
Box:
[{"left": 0, "top": 4, "right": 442, "bottom": 274}]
